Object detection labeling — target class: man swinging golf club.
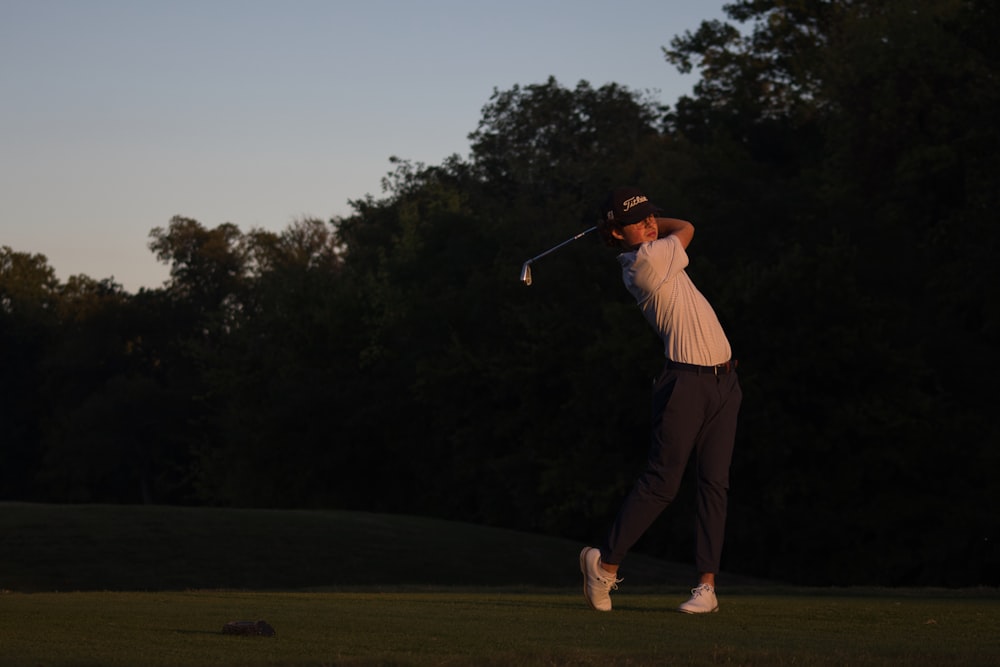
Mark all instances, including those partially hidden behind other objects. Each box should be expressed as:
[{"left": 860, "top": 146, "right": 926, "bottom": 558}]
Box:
[{"left": 579, "top": 186, "right": 742, "bottom": 614}]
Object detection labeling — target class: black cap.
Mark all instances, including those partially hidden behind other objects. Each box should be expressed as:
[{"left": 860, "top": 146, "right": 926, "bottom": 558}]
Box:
[{"left": 603, "top": 186, "right": 662, "bottom": 226}]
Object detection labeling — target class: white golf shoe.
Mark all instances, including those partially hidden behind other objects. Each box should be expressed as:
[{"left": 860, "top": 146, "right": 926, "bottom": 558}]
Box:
[
  {"left": 579, "top": 547, "right": 622, "bottom": 612},
  {"left": 678, "top": 583, "right": 719, "bottom": 613}
]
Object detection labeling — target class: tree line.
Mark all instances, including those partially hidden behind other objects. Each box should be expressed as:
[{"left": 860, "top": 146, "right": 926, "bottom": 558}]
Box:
[{"left": 2, "top": 0, "right": 997, "bottom": 586}]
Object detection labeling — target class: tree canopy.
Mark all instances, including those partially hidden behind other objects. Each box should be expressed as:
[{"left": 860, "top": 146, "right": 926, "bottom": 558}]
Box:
[{"left": 2, "top": 0, "right": 997, "bottom": 586}]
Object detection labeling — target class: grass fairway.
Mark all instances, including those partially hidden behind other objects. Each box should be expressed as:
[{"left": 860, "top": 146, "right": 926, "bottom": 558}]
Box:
[
  {"left": 2, "top": 504, "right": 998, "bottom": 666},
  {"left": 2, "top": 589, "right": 998, "bottom": 666}
]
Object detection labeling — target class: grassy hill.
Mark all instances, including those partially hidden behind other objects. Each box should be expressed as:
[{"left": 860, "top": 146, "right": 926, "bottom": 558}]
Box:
[
  {"left": 0, "top": 503, "right": 763, "bottom": 592},
  {"left": 4, "top": 504, "right": 998, "bottom": 667}
]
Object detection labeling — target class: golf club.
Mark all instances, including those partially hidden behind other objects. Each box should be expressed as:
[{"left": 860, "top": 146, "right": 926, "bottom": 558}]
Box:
[{"left": 519, "top": 225, "right": 597, "bottom": 286}]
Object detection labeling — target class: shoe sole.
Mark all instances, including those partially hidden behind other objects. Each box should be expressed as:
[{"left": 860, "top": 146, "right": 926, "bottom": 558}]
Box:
[
  {"left": 579, "top": 548, "right": 596, "bottom": 611},
  {"left": 578, "top": 547, "right": 606, "bottom": 612},
  {"left": 678, "top": 606, "right": 719, "bottom": 614}
]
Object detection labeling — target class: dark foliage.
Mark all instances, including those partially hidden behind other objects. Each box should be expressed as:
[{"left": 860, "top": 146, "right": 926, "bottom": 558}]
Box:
[{"left": 2, "top": 0, "right": 997, "bottom": 586}]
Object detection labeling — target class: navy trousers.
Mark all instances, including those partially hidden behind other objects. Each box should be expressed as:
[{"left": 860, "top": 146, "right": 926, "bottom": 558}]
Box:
[{"left": 603, "top": 363, "right": 742, "bottom": 573}]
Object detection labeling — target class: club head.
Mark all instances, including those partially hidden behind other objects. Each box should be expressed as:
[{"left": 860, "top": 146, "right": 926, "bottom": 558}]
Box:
[{"left": 519, "top": 261, "right": 532, "bottom": 286}]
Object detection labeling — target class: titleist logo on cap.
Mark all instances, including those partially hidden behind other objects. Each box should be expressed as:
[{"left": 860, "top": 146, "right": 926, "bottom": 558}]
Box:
[
  {"left": 621, "top": 195, "right": 648, "bottom": 212},
  {"left": 605, "top": 187, "right": 658, "bottom": 224}
]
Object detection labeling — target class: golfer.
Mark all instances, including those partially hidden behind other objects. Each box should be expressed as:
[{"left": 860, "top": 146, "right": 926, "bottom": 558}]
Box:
[{"left": 580, "top": 186, "right": 742, "bottom": 614}]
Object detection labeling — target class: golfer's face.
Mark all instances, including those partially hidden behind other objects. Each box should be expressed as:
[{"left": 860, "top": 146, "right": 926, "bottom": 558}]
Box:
[{"left": 618, "top": 214, "right": 657, "bottom": 247}]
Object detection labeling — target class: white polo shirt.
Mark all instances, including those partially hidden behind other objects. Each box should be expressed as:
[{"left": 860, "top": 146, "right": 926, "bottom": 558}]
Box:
[{"left": 618, "top": 235, "right": 732, "bottom": 366}]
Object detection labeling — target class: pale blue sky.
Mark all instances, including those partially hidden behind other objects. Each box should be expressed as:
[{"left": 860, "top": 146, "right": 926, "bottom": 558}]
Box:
[{"left": 2, "top": 0, "right": 728, "bottom": 291}]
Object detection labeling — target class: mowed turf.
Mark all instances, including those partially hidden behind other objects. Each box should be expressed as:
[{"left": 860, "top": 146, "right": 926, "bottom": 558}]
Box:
[
  {"left": 1, "top": 504, "right": 998, "bottom": 666},
  {"left": 3, "top": 589, "right": 999, "bottom": 666}
]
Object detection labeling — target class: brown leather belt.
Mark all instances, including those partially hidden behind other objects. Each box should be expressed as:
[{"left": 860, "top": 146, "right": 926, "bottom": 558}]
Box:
[{"left": 667, "top": 359, "right": 738, "bottom": 375}]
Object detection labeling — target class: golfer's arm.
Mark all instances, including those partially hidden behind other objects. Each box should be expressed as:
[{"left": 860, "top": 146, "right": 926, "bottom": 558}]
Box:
[{"left": 655, "top": 217, "right": 694, "bottom": 249}]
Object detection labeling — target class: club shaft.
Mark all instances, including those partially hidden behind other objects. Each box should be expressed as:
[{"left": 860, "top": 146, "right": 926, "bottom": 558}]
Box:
[{"left": 526, "top": 226, "right": 597, "bottom": 264}]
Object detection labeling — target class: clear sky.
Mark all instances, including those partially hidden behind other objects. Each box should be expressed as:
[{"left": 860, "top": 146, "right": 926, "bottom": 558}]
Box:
[{"left": 2, "top": 0, "right": 728, "bottom": 292}]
